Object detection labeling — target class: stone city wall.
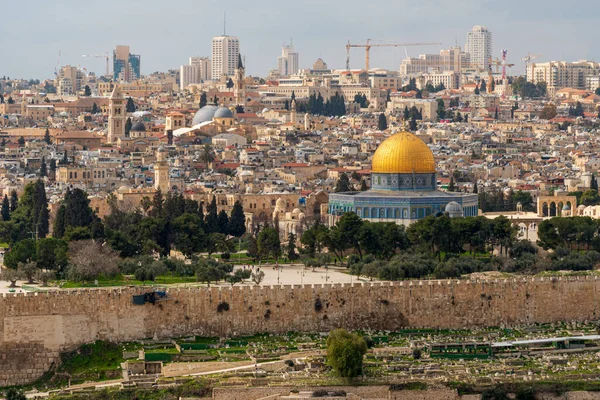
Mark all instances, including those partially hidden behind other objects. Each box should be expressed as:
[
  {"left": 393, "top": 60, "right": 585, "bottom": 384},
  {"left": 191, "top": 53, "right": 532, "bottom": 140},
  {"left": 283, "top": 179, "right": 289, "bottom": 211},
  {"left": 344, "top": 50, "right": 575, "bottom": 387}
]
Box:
[{"left": 1, "top": 276, "right": 600, "bottom": 385}]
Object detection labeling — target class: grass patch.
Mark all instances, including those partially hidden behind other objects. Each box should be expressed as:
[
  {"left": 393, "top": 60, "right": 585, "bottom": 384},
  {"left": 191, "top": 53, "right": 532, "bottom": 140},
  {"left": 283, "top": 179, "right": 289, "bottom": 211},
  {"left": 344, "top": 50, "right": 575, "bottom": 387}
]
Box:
[
  {"left": 33, "top": 340, "right": 123, "bottom": 389},
  {"left": 58, "top": 275, "right": 198, "bottom": 288}
]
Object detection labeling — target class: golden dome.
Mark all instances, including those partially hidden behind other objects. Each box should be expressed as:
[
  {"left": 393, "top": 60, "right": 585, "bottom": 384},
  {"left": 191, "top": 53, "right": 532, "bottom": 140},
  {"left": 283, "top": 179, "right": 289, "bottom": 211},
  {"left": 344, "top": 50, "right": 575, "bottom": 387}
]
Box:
[{"left": 371, "top": 131, "right": 435, "bottom": 174}]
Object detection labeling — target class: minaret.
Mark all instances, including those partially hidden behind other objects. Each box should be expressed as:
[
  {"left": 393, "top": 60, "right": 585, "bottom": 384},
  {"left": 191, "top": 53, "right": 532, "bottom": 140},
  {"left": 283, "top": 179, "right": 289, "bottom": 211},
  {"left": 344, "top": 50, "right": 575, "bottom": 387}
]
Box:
[
  {"left": 107, "top": 85, "right": 126, "bottom": 143},
  {"left": 154, "top": 146, "right": 170, "bottom": 193},
  {"left": 304, "top": 113, "right": 310, "bottom": 131},
  {"left": 20, "top": 95, "right": 27, "bottom": 116},
  {"left": 290, "top": 99, "right": 297, "bottom": 124},
  {"left": 233, "top": 54, "right": 246, "bottom": 105}
]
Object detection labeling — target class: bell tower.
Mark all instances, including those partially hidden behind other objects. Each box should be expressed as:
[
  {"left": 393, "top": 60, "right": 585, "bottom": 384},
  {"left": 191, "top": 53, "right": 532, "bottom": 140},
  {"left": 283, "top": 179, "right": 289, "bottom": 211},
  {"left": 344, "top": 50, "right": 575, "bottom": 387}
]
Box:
[
  {"left": 154, "top": 146, "right": 170, "bottom": 193},
  {"left": 108, "top": 85, "right": 126, "bottom": 143},
  {"left": 233, "top": 54, "right": 246, "bottom": 105}
]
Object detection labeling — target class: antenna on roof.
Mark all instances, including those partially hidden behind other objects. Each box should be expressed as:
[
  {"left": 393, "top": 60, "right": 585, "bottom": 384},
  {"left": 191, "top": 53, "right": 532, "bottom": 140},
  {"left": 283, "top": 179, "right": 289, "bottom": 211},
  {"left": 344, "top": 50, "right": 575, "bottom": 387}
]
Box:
[{"left": 223, "top": 12, "right": 227, "bottom": 35}]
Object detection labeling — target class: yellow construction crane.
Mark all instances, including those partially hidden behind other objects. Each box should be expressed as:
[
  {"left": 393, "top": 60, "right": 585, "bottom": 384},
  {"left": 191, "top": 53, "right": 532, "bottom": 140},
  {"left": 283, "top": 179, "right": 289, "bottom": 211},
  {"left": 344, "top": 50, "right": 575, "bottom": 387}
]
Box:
[
  {"left": 346, "top": 39, "right": 442, "bottom": 71},
  {"left": 82, "top": 53, "right": 110, "bottom": 76}
]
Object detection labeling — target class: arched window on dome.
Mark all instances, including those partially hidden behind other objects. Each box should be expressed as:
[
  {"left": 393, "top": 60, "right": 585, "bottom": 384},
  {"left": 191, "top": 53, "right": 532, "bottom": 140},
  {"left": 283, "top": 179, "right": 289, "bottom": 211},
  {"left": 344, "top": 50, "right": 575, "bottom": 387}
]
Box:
[
  {"left": 387, "top": 208, "right": 392, "bottom": 218},
  {"left": 379, "top": 208, "right": 385, "bottom": 218},
  {"left": 356, "top": 208, "right": 362, "bottom": 217},
  {"left": 371, "top": 208, "right": 377, "bottom": 217},
  {"left": 425, "top": 208, "right": 431, "bottom": 216},
  {"left": 403, "top": 209, "right": 408, "bottom": 219},
  {"left": 394, "top": 209, "right": 400, "bottom": 218},
  {"left": 365, "top": 208, "right": 370, "bottom": 218}
]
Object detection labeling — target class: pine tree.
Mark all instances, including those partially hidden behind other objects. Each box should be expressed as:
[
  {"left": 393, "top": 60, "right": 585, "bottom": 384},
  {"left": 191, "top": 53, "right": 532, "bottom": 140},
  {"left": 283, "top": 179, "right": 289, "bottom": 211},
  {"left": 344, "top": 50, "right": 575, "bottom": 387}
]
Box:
[
  {"left": 40, "top": 156, "right": 47, "bottom": 177},
  {"left": 494, "top": 108, "right": 499, "bottom": 120},
  {"left": 284, "top": 100, "right": 290, "bottom": 110},
  {"left": 151, "top": 188, "right": 163, "bottom": 217},
  {"left": 474, "top": 85, "right": 480, "bottom": 95},
  {"left": 49, "top": 158, "right": 56, "bottom": 176},
  {"left": 480, "top": 79, "right": 487, "bottom": 93},
  {"left": 197, "top": 202, "right": 205, "bottom": 231},
  {"left": 91, "top": 103, "right": 99, "bottom": 114},
  {"left": 226, "top": 78, "right": 234, "bottom": 89},
  {"left": 84, "top": 85, "right": 91, "bottom": 96},
  {"left": 403, "top": 106, "right": 410, "bottom": 120},
  {"left": 228, "top": 200, "right": 246, "bottom": 237},
  {"left": 200, "top": 92, "right": 207, "bottom": 108},
  {"left": 1, "top": 195, "right": 10, "bottom": 221},
  {"left": 126, "top": 97, "right": 136, "bottom": 112},
  {"left": 592, "top": 174, "right": 598, "bottom": 191},
  {"left": 334, "top": 173, "right": 352, "bottom": 193},
  {"left": 62, "top": 151, "right": 68, "bottom": 165},
  {"left": 44, "top": 128, "right": 51, "bottom": 144},
  {"left": 9, "top": 190, "right": 18, "bottom": 212},
  {"left": 18, "top": 136, "right": 25, "bottom": 147}
]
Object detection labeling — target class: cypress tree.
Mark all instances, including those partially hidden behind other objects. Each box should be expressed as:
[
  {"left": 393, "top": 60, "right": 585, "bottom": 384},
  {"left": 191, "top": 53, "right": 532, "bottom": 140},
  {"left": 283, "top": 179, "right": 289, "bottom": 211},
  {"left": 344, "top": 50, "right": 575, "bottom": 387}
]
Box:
[
  {"left": 126, "top": 97, "right": 136, "bottom": 112},
  {"left": 377, "top": 114, "right": 388, "bottom": 130},
  {"left": 360, "top": 179, "right": 368, "bottom": 191},
  {"left": 44, "top": 128, "right": 51, "bottom": 144},
  {"left": 54, "top": 205, "right": 66, "bottom": 238},
  {"left": 592, "top": 174, "right": 598, "bottom": 191},
  {"left": 205, "top": 196, "right": 219, "bottom": 233},
  {"left": 199, "top": 92, "right": 207, "bottom": 108},
  {"left": 9, "top": 190, "right": 18, "bottom": 212},
  {"left": 228, "top": 200, "right": 246, "bottom": 237},
  {"left": 287, "top": 232, "right": 297, "bottom": 260},
  {"left": 125, "top": 117, "right": 132, "bottom": 137},
  {"left": 40, "top": 156, "right": 47, "bottom": 177},
  {"left": 217, "top": 210, "right": 230, "bottom": 235},
  {"left": 1, "top": 195, "right": 10, "bottom": 221}
]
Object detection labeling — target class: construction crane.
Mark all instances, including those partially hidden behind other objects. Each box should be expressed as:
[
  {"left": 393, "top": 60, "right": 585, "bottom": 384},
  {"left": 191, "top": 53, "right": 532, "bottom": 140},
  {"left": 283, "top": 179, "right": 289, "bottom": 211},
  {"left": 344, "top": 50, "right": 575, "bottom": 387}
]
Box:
[
  {"left": 346, "top": 39, "right": 442, "bottom": 71},
  {"left": 521, "top": 52, "right": 541, "bottom": 68},
  {"left": 82, "top": 53, "right": 110, "bottom": 76},
  {"left": 490, "top": 56, "right": 514, "bottom": 74}
]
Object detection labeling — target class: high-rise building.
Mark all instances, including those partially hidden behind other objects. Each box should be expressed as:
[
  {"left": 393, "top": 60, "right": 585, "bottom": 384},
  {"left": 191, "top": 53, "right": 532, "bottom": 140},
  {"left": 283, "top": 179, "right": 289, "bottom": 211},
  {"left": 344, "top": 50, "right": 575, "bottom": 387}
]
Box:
[
  {"left": 465, "top": 25, "right": 492, "bottom": 70},
  {"left": 527, "top": 60, "right": 600, "bottom": 96},
  {"left": 211, "top": 36, "right": 240, "bottom": 80},
  {"left": 180, "top": 57, "right": 211, "bottom": 90},
  {"left": 277, "top": 44, "right": 299, "bottom": 77},
  {"left": 189, "top": 57, "right": 211, "bottom": 81},
  {"left": 56, "top": 65, "right": 85, "bottom": 95},
  {"left": 400, "top": 47, "right": 468, "bottom": 76},
  {"left": 113, "top": 45, "right": 141, "bottom": 82}
]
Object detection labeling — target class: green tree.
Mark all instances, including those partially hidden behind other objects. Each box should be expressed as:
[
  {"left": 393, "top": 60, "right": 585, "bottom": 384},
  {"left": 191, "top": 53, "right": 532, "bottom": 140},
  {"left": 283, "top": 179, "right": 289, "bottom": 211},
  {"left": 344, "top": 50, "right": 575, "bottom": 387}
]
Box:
[
  {"left": 448, "top": 176, "right": 455, "bottom": 192},
  {"left": 62, "top": 188, "right": 95, "bottom": 230},
  {"left": 1, "top": 195, "right": 10, "bottom": 221},
  {"left": 228, "top": 201, "right": 246, "bottom": 237},
  {"left": 360, "top": 179, "right": 368, "bottom": 191},
  {"left": 36, "top": 237, "right": 68, "bottom": 271},
  {"left": 44, "top": 128, "right": 51, "bottom": 144},
  {"left": 125, "top": 117, "right": 132, "bottom": 137},
  {"left": 257, "top": 227, "right": 281, "bottom": 261},
  {"left": 40, "top": 156, "right": 47, "bottom": 177},
  {"left": 226, "top": 78, "right": 234, "bottom": 89},
  {"left": 53, "top": 205, "right": 66, "bottom": 239},
  {"left": 201, "top": 143, "right": 216, "bottom": 169},
  {"left": 474, "top": 85, "right": 480, "bottom": 95},
  {"left": 4, "top": 239, "right": 36, "bottom": 269},
  {"left": 84, "top": 85, "right": 91, "bottom": 96},
  {"left": 581, "top": 189, "right": 600, "bottom": 206},
  {"left": 217, "top": 209, "right": 230, "bottom": 234},
  {"left": 18, "top": 136, "right": 25, "bottom": 147},
  {"left": 205, "top": 196, "right": 219, "bottom": 234},
  {"left": 326, "top": 329, "right": 367, "bottom": 378},
  {"left": 592, "top": 174, "right": 598, "bottom": 191},
  {"left": 334, "top": 173, "right": 352, "bottom": 193},
  {"left": 199, "top": 92, "right": 207, "bottom": 108},
  {"left": 287, "top": 232, "right": 298, "bottom": 260},
  {"left": 126, "top": 97, "right": 136, "bottom": 112},
  {"left": 4, "top": 388, "right": 26, "bottom": 400},
  {"left": 436, "top": 98, "right": 446, "bottom": 120},
  {"left": 540, "top": 103, "right": 557, "bottom": 120},
  {"left": 480, "top": 79, "right": 487, "bottom": 93},
  {"left": 91, "top": 102, "right": 99, "bottom": 114},
  {"left": 172, "top": 213, "right": 207, "bottom": 258},
  {"left": 377, "top": 113, "right": 387, "bottom": 130}
]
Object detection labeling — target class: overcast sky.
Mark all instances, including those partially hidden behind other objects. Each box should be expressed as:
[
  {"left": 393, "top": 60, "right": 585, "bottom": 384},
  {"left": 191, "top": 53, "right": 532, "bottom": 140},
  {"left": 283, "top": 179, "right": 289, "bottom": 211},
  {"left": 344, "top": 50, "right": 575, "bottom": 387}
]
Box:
[{"left": 2, "top": 0, "right": 599, "bottom": 80}]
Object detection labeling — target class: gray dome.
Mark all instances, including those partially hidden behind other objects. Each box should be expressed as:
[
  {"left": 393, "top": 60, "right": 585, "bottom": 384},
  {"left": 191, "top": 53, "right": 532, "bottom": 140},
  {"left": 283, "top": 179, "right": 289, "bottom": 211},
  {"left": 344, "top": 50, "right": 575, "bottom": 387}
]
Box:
[
  {"left": 214, "top": 106, "right": 234, "bottom": 119},
  {"left": 192, "top": 105, "right": 218, "bottom": 125},
  {"left": 562, "top": 204, "right": 571, "bottom": 211},
  {"left": 445, "top": 201, "right": 463, "bottom": 213},
  {"left": 131, "top": 121, "right": 146, "bottom": 132}
]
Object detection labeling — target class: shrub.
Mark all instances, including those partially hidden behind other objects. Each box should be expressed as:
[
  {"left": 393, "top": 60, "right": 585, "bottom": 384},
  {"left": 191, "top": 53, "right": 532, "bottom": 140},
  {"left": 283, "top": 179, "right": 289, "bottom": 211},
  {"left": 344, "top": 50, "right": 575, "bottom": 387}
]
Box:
[{"left": 326, "top": 329, "right": 367, "bottom": 378}]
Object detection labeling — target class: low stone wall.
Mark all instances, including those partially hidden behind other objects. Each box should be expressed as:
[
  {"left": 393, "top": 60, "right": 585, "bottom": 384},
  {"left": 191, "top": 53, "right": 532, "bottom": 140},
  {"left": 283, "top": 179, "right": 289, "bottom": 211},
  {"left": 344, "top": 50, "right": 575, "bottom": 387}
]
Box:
[{"left": 0, "top": 342, "right": 58, "bottom": 385}]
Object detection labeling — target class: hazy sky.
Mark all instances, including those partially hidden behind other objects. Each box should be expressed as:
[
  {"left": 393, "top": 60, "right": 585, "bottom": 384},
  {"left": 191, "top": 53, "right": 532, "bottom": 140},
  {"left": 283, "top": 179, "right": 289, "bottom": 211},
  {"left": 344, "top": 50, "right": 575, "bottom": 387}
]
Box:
[{"left": 2, "top": 0, "right": 599, "bottom": 80}]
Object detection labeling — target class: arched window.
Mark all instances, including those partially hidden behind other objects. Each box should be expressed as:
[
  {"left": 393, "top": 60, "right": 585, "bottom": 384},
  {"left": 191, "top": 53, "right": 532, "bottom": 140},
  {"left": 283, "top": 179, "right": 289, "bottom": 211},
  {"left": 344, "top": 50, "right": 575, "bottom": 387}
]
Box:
[
  {"left": 365, "top": 208, "right": 370, "bottom": 218},
  {"left": 394, "top": 209, "right": 400, "bottom": 218}
]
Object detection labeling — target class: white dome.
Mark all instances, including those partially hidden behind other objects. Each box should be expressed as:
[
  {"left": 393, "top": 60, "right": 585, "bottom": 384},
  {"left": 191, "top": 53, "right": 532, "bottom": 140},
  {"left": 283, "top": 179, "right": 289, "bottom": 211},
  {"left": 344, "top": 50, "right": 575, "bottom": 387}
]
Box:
[
  {"left": 445, "top": 201, "right": 462, "bottom": 213},
  {"left": 292, "top": 208, "right": 301, "bottom": 214}
]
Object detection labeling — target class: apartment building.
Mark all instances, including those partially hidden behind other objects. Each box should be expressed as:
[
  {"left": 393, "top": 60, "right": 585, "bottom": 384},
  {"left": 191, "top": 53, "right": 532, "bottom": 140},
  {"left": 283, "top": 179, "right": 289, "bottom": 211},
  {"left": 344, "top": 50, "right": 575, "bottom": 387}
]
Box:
[{"left": 527, "top": 61, "right": 600, "bottom": 96}]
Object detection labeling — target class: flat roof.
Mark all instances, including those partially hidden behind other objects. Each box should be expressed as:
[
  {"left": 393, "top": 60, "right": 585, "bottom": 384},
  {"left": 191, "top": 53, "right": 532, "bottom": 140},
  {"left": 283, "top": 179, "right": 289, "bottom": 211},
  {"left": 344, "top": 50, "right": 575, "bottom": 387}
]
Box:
[{"left": 492, "top": 335, "right": 600, "bottom": 348}]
